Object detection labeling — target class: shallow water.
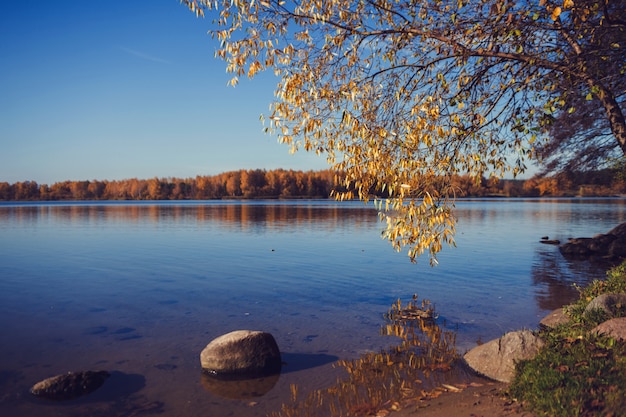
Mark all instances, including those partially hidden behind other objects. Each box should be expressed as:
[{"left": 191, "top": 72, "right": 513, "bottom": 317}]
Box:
[{"left": 0, "top": 198, "right": 624, "bottom": 416}]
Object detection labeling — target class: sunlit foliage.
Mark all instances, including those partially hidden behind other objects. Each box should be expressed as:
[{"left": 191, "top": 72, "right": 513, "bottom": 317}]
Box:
[
  {"left": 0, "top": 169, "right": 337, "bottom": 201},
  {"left": 2, "top": 169, "right": 624, "bottom": 201},
  {"left": 182, "top": 0, "right": 625, "bottom": 263}
]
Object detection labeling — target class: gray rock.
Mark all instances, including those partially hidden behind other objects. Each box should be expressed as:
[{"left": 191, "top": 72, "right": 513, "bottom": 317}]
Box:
[
  {"left": 592, "top": 317, "right": 626, "bottom": 341},
  {"left": 584, "top": 293, "right": 626, "bottom": 318},
  {"left": 200, "top": 330, "right": 281, "bottom": 376},
  {"left": 30, "top": 370, "right": 110, "bottom": 401},
  {"left": 463, "top": 330, "right": 545, "bottom": 383},
  {"left": 539, "top": 308, "right": 570, "bottom": 329}
]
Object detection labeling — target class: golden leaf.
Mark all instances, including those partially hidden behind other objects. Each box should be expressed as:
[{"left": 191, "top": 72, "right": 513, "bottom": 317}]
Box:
[{"left": 441, "top": 384, "right": 462, "bottom": 392}]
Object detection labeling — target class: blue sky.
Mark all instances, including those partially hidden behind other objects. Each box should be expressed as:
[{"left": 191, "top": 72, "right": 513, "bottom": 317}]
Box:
[{"left": 0, "top": 1, "right": 329, "bottom": 185}]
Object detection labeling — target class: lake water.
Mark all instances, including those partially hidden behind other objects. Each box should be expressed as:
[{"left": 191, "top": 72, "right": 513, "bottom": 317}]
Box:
[{"left": 0, "top": 198, "right": 624, "bottom": 416}]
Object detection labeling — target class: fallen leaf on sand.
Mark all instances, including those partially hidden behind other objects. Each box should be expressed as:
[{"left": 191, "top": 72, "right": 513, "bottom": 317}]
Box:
[{"left": 441, "top": 384, "right": 462, "bottom": 392}]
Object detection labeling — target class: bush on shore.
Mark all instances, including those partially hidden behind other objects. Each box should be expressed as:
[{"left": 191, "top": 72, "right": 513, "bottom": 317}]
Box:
[{"left": 509, "top": 261, "right": 626, "bottom": 417}]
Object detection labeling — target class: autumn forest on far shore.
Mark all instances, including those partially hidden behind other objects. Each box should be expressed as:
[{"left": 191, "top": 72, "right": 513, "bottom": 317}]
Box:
[{"left": 2, "top": 167, "right": 625, "bottom": 201}]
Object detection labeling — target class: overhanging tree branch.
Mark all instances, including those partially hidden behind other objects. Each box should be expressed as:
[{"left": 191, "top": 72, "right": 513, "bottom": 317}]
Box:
[{"left": 181, "top": 0, "right": 625, "bottom": 263}]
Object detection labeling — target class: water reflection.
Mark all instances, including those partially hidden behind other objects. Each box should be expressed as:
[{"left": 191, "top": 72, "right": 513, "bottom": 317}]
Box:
[
  {"left": 267, "top": 296, "right": 466, "bottom": 417},
  {"left": 280, "top": 353, "right": 340, "bottom": 373},
  {"left": 78, "top": 371, "right": 146, "bottom": 403},
  {"left": 0, "top": 201, "right": 379, "bottom": 232},
  {"left": 201, "top": 372, "right": 280, "bottom": 399},
  {"left": 531, "top": 245, "right": 618, "bottom": 311},
  {"left": 1, "top": 199, "right": 625, "bottom": 417},
  {"left": 531, "top": 247, "right": 588, "bottom": 311}
]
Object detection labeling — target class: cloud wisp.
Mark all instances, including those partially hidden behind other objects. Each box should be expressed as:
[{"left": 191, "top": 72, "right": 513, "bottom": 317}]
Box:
[{"left": 120, "top": 46, "right": 170, "bottom": 64}]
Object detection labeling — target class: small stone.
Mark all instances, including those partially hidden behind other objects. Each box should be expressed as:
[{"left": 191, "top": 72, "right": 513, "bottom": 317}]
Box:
[{"left": 30, "top": 370, "right": 110, "bottom": 401}]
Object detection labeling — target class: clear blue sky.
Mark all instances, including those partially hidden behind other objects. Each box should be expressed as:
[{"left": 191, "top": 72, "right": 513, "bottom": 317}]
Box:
[{"left": 0, "top": 1, "right": 329, "bottom": 185}]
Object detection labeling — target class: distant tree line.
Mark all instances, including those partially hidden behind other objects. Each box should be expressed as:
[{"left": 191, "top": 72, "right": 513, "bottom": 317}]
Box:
[
  {"left": 1, "top": 168, "right": 625, "bottom": 201},
  {"left": 0, "top": 169, "right": 337, "bottom": 201}
]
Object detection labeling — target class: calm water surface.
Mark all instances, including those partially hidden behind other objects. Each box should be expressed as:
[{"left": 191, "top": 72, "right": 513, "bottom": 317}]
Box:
[{"left": 0, "top": 199, "right": 624, "bottom": 416}]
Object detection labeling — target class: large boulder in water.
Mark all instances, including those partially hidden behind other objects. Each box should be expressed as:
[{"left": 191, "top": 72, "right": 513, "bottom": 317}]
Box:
[
  {"left": 30, "top": 370, "right": 110, "bottom": 400},
  {"left": 463, "top": 330, "right": 544, "bottom": 383},
  {"left": 200, "top": 330, "right": 281, "bottom": 377}
]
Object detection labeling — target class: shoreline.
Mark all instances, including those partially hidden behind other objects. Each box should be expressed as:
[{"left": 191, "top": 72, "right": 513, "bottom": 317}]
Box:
[{"left": 389, "top": 378, "right": 536, "bottom": 417}]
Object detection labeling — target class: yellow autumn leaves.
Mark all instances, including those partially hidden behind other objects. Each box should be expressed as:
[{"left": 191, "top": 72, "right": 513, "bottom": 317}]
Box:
[
  {"left": 180, "top": 0, "right": 621, "bottom": 264},
  {"left": 543, "top": 0, "right": 576, "bottom": 20}
]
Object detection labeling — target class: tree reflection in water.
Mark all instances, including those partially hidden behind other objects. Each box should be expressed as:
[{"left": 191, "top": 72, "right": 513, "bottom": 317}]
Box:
[
  {"left": 269, "top": 296, "right": 471, "bottom": 417},
  {"left": 531, "top": 245, "right": 618, "bottom": 312}
]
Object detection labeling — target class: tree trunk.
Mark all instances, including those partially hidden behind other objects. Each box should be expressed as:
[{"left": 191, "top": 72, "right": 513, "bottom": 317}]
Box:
[
  {"left": 592, "top": 80, "right": 626, "bottom": 156},
  {"left": 556, "top": 21, "right": 626, "bottom": 156}
]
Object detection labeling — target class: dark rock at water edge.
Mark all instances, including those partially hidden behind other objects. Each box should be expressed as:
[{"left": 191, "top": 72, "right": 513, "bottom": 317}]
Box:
[
  {"left": 30, "top": 370, "right": 110, "bottom": 401},
  {"left": 560, "top": 222, "right": 626, "bottom": 260},
  {"left": 200, "top": 330, "right": 281, "bottom": 377}
]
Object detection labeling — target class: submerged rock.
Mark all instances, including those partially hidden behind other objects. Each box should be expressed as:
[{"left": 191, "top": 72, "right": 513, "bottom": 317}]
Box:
[
  {"left": 200, "top": 330, "right": 281, "bottom": 377},
  {"left": 30, "top": 370, "right": 110, "bottom": 401},
  {"left": 463, "top": 330, "right": 544, "bottom": 383}
]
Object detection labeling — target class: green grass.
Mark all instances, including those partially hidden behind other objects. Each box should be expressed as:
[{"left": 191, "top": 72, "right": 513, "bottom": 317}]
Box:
[{"left": 509, "top": 260, "right": 626, "bottom": 417}]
